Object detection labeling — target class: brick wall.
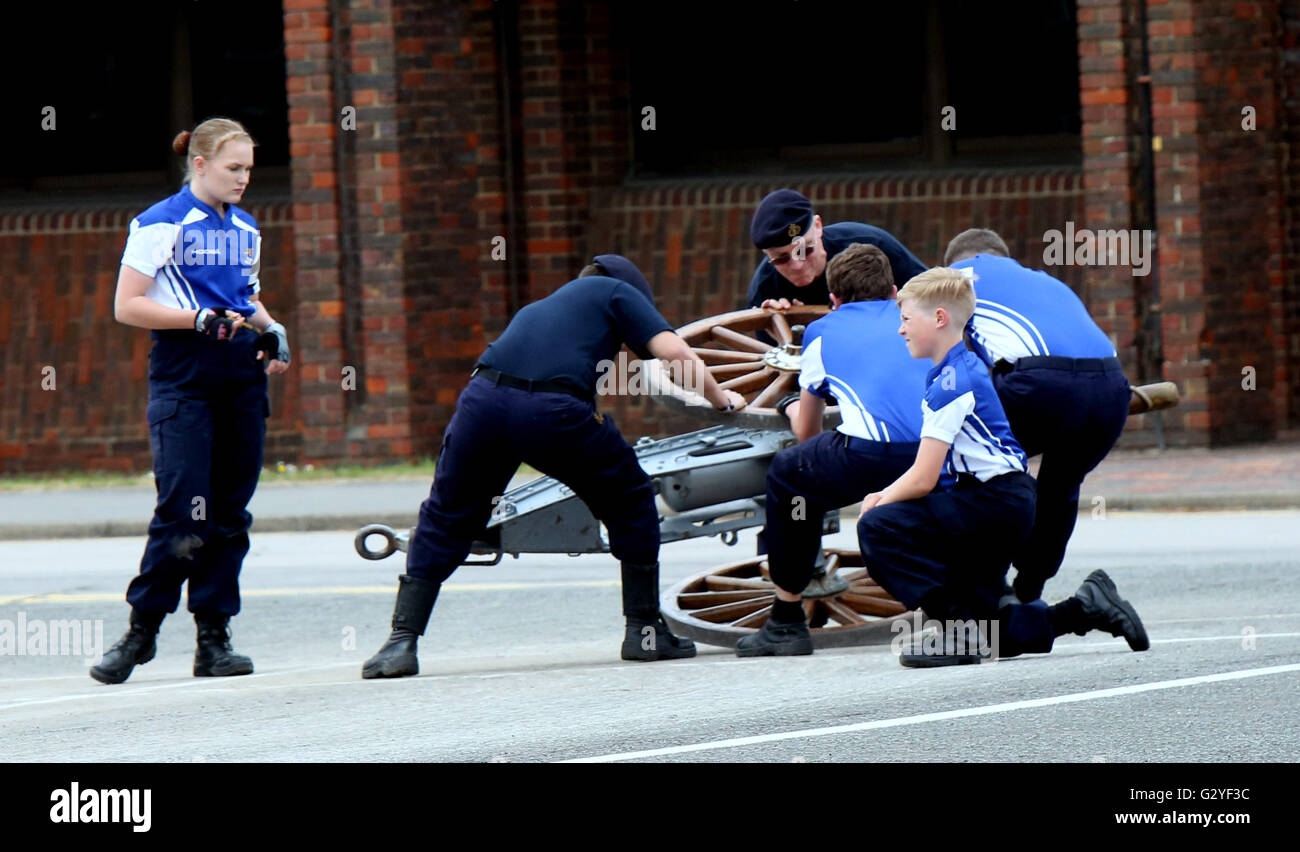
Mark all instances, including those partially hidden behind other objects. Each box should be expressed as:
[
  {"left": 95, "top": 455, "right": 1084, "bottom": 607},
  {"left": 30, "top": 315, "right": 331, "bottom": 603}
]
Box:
[
  {"left": 586, "top": 173, "right": 1089, "bottom": 440},
  {"left": 276, "top": 1, "right": 1151, "bottom": 457},
  {"left": 377, "top": 1, "right": 1102, "bottom": 450},
  {"left": 1278, "top": 0, "right": 1300, "bottom": 436},
  {"left": 1185, "top": 0, "right": 1287, "bottom": 443},
  {"left": 1154, "top": 0, "right": 1285, "bottom": 443},
  {"left": 0, "top": 204, "right": 298, "bottom": 473},
  {"left": 385, "top": 0, "right": 636, "bottom": 459},
  {"left": 390, "top": 0, "right": 505, "bottom": 460},
  {"left": 284, "top": 0, "right": 417, "bottom": 465},
  {"left": 1079, "top": 0, "right": 1294, "bottom": 446},
  {"left": 5, "top": 0, "right": 1294, "bottom": 471}
]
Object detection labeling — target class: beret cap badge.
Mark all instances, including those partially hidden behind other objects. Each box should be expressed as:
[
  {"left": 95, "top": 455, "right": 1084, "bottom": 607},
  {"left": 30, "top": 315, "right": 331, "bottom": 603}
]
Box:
[{"left": 751, "top": 189, "right": 814, "bottom": 249}]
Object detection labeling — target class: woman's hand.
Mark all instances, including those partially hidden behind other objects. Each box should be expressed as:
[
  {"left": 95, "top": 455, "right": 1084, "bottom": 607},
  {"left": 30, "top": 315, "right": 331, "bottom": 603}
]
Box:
[
  {"left": 254, "top": 321, "right": 291, "bottom": 374},
  {"left": 195, "top": 308, "right": 243, "bottom": 341}
]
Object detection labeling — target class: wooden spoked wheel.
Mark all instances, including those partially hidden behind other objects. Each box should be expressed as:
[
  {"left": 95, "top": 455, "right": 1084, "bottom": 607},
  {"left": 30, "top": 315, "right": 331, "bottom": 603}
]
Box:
[
  {"left": 660, "top": 548, "right": 915, "bottom": 649},
  {"left": 646, "top": 306, "right": 842, "bottom": 430}
]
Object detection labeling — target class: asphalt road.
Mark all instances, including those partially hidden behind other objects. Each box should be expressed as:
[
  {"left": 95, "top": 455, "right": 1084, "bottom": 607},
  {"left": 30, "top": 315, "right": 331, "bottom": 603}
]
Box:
[{"left": 1, "top": 510, "right": 1297, "bottom": 763}]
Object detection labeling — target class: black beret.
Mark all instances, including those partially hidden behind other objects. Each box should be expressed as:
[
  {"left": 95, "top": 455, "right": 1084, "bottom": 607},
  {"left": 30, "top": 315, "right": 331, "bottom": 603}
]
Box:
[
  {"left": 751, "top": 189, "right": 814, "bottom": 249},
  {"left": 593, "top": 254, "right": 654, "bottom": 304}
]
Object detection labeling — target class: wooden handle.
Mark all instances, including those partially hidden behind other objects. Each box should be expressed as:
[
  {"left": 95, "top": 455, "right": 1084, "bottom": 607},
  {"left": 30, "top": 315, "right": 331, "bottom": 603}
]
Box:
[{"left": 1129, "top": 381, "right": 1180, "bottom": 414}]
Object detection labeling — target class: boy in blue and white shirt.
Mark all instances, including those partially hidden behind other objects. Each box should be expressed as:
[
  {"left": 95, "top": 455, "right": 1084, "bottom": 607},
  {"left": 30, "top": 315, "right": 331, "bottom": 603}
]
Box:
[
  {"left": 737, "top": 243, "right": 929, "bottom": 657},
  {"left": 857, "top": 268, "right": 1149, "bottom": 666}
]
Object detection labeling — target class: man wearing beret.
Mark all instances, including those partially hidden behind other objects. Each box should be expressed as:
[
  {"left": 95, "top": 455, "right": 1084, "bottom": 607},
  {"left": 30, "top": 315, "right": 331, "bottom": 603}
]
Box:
[{"left": 747, "top": 189, "right": 926, "bottom": 310}]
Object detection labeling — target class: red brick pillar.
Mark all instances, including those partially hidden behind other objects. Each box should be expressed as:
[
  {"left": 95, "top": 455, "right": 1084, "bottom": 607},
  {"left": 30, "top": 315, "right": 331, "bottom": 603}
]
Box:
[
  {"left": 385, "top": 0, "right": 632, "bottom": 456},
  {"left": 342, "top": 0, "right": 414, "bottom": 460},
  {"left": 285, "top": 0, "right": 349, "bottom": 462},
  {"left": 391, "top": 0, "right": 509, "bottom": 458},
  {"left": 1150, "top": 0, "right": 1284, "bottom": 444},
  {"left": 1284, "top": 1, "right": 1300, "bottom": 437},
  {"left": 1079, "top": 0, "right": 1287, "bottom": 447},
  {"left": 284, "top": 0, "right": 413, "bottom": 463},
  {"left": 1078, "top": 0, "right": 1165, "bottom": 447},
  {"left": 517, "top": 0, "right": 629, "bottom": 299}
]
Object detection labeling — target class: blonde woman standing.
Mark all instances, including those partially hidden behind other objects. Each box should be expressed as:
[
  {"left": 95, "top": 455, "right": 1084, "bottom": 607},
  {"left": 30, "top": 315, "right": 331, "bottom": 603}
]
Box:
[{"left": 92, "top": 118, "right": 291, "bottom": 684}]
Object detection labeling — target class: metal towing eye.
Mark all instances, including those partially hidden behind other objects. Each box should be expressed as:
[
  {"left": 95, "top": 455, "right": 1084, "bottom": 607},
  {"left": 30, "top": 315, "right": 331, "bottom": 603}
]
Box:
[{"left": 354, "top": 524, "right": 408, "bottom": 561}]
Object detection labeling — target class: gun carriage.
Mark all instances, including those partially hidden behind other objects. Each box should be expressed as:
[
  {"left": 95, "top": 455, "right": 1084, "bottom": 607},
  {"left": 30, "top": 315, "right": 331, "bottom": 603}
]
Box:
[{"left": 356, "top": 306, "right": 1180, "bottom": 648}]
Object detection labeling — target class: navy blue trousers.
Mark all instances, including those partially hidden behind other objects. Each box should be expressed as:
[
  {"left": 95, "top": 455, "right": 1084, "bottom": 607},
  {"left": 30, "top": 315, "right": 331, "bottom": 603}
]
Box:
[
  {"left": 858, "top": 472, "right": 1054, "bottom": 655},
  {"left": 765, "top": 431, "right": 917, "bottom": 596},
  {"left": 994, "top": 360, "right": 1130, "bottom": 595},
  {"left": 405, "top": 376, "right": 659, "bottom": 583},
  {"left": 127, "top": 330, "right": 268, "bottom": 617}
]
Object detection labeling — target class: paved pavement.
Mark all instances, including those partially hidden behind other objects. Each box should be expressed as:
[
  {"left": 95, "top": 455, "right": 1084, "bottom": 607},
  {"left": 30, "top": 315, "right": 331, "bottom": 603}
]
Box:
[{"left": 0, "top": 441, "right": 1297, "bottom": 540}]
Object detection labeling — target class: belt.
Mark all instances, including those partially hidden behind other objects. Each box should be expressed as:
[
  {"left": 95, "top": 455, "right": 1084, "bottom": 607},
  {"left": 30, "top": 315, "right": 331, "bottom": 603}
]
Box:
[
  {"left": 471, "top": 366, "right": 592, "bottom": 402},
  {"left": 841, "top": 433, "right": 920, "bottom": 456},
  {"left": 995, "top": 355, "right": 1122, "bottom": 375},
  {"left": 953, "top": 470, "right": 1033, "bottom": 490}
]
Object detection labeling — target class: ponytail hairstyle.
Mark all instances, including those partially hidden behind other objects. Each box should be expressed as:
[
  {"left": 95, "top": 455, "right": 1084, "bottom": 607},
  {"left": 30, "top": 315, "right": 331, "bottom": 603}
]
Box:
[{"left": 171, "top": 118, "right": 257, "bottom": 185}]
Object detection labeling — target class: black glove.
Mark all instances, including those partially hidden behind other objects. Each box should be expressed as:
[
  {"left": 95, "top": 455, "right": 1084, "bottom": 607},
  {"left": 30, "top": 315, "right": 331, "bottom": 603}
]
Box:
[
  {"left": 195, "top": 307, "right": 240, "bottom": 341},
  {"left": 254, "top": 322, "right": 291, "bottom": 365}
]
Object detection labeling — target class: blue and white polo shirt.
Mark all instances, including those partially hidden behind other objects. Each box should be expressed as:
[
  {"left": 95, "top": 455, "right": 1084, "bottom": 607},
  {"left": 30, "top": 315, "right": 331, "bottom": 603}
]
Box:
[
  {"left": 922, "top": 342, "right": 1027, "bottom": 488},
  {"left": 799, "top": 300, "right": 929, "bottom": 442},
  {"left": 120, "top": 184, "right": 261, "bottom": 317},
  {"left": 952, "top": 254, "right": 1116, "bottom": 364}
]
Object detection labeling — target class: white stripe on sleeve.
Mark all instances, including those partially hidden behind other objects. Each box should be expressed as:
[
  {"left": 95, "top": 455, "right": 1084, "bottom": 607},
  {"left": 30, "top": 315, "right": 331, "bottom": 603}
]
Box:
[
  {"left": 920, "top": 391, "right": 975, "bottom": 444},
  {"left": 121, "top": 221, "right": 180, "bottom": 278}
]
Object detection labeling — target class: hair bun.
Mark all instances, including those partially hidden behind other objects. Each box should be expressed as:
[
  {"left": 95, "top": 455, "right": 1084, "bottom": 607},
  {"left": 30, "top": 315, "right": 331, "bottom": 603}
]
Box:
[{"left": 171, "top": 130, "right": 192, "bottom": 156}]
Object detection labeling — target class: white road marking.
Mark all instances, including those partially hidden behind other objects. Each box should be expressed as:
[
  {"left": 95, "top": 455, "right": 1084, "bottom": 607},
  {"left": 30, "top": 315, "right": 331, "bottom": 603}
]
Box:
[
  {"left": 1145, "top": 612, "right": 1300, "bottom": 625},
  {"left": 560, "top": 661, "right": 1300, "bottom": 763}
]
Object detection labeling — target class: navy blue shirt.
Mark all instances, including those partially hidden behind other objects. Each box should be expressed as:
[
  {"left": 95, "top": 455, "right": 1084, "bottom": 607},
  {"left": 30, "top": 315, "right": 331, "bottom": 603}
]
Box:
[
  {"left": 952, "top": 255, "right": 1117, "bottom": 364},
  {"left": 922, "top": 342, "right": 1027, "bottom": 489},
  {"left": 477, "top": 276, "right": 674, "bottom": 396},
  {"left": 745, "top": 222, "right": 926, "bottom": 308},
  {"left": 799, "top": 300, "right": 929, "bottom": 442}
]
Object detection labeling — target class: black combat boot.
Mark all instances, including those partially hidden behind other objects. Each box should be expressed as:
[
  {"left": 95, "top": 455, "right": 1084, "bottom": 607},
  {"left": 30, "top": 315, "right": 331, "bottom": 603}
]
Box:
[
  {"left": 89, "top": 610, "right": 164, "bottom": 685},
  {"left": 362, "top": 574, "right": 439, "bottom": 679},
  {"left": 1070, "top": 569, "right": 1150, "bottom": 651},
  {"left": 735, "top": 598, "right": 813, "bottom": 657},
  {"left": 898, "top": 619, "right": 989, "bottom": 668},
  {"left": 193, "top": 610, "right": 255, "bottom": 677},
  {"left": 620, "top": 561, "right": 695, "bottom": 661}
]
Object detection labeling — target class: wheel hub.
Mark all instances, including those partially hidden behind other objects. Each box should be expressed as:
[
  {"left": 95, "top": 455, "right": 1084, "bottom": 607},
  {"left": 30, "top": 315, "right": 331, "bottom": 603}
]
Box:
[{"left": 761, "top": 342, "right": 803, "bottom": 373}]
